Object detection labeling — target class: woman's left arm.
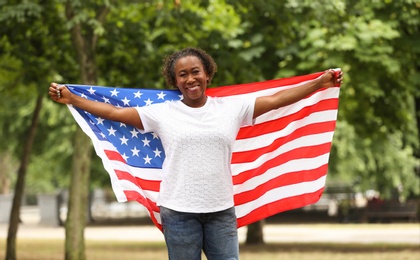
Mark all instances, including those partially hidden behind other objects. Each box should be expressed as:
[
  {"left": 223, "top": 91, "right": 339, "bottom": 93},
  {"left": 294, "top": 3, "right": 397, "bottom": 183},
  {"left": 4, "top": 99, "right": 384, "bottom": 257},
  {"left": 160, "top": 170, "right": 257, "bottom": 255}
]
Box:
[{"left": 253, "top": 69, "right": 343, "bottom": 119}]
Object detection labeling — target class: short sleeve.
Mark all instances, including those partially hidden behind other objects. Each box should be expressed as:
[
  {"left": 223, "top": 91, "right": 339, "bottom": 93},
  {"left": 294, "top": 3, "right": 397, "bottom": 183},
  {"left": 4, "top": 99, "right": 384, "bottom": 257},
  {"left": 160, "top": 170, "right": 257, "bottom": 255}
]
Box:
[{"left": 135, "top": 103, "right": 165, "bottom": 133}]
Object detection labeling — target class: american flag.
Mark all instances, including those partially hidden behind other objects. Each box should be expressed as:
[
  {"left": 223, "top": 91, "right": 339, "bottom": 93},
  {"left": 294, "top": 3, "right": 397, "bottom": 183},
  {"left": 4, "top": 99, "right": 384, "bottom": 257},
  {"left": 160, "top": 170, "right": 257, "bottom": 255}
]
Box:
[{"left": 66, "top": 70, "right": 341, "bottom": 230}]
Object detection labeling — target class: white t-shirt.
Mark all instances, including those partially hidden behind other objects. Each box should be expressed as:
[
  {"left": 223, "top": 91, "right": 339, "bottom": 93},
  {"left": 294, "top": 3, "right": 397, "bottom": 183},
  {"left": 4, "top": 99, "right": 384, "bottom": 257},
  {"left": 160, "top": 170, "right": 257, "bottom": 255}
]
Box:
[{"left": 136, "top": 96, "right": 255, "bottom": 213}]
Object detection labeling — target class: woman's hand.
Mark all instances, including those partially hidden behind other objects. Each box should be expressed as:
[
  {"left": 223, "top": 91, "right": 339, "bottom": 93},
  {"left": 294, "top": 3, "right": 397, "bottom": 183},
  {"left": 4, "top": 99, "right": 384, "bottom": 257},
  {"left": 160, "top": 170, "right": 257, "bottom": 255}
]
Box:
[
  {"left": 49, "top": 82, "right": 72, "bottom": 104},
  {"left": 319, "top": 69, "right": 344, "bottom": 89}
]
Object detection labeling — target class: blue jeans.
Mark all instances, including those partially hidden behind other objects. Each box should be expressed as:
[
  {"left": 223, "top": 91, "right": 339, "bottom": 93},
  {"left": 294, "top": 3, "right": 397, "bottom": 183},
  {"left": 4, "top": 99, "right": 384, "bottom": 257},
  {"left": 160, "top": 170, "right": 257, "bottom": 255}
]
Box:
[{"left": 160, "top": 206, "right": 239, "bottom": 260}]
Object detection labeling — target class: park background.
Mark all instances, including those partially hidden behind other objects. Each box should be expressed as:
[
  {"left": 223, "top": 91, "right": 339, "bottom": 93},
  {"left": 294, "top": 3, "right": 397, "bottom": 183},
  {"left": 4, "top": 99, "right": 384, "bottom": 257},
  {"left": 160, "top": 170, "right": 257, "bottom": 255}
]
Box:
[{"left": 0, "top": 0, "right": 419, "bottom": 259}]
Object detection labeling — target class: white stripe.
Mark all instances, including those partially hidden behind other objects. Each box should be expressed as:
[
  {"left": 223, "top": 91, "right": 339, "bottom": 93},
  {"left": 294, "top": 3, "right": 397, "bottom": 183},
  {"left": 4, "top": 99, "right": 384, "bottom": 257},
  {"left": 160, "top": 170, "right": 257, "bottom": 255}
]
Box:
[
  {"left": 116, "top": 179, "right": 159, "bottom": 201},
  {"left": 232, "top": 132, "right": 334, "bottom": 175},
  {"left": 224, "top": 77, "right": 323, "bottom": 99},
  {"left": 253, "top": 88, "right": 339, "bottom": 124},
  {"left": 233, "top": 153, "right": 330, "bottom": 193},
  {"left": 227, "top": 87, "right": 338, "bottom": 125},
  {"left": 152, "top": 211, "right": 162, "bottom": 225},
  {"left": 235, "top": 175, "right": 327, "bottom": 218},
  {"left": 105, "top": 157, "right": 163, "bottom": 181},
  {"left": 233, "top": 110, "right": 337, "bottom": 152}
]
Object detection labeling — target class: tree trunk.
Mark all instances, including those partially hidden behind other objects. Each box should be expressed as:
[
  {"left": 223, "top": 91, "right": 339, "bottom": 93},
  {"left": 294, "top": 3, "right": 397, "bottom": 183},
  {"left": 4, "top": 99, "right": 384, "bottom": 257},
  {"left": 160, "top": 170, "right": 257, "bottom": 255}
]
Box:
[
  {"left": 64, "top": 129, "right": 92, "bottom": 260},
  {"left": 0, "top": 152, "right": 14, "bottom": 194},
  {"left": 6, "top": 95, "right": 43, "bottom": 260},
  {"left": 64, "top": 4, "right": 109, "bottom": 259},
  {"left": 414, "top": 95, "right": 420, "bottom": 160},
  {"left": 245, "top": 220, "right": 265, "bottom": 245}
]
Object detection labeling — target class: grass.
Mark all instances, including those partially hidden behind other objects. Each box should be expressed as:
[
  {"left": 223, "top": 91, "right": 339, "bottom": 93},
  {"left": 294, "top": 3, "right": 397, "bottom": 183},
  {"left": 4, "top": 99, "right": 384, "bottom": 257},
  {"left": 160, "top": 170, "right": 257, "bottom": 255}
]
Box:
[{"left": 0, "top": 239, "right": 419, "bottom": 260}]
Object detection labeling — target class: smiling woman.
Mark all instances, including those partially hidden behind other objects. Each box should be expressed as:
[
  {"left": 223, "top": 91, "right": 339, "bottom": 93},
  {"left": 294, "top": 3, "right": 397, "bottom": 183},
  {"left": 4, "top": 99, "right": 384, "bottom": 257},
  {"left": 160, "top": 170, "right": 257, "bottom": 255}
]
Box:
[
  {"left": 161, "top": 47, "right": 218, "bottom": 108},
  {"left": 49, "top": 47, "right": 342, "bottom": 260}
]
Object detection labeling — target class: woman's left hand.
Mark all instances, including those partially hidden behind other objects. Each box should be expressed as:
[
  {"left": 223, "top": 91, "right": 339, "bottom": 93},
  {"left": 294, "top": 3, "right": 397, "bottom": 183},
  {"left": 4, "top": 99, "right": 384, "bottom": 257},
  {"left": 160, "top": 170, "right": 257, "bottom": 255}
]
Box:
[{"left": 320, "top": 69, "right": 344, "bottom": 88}]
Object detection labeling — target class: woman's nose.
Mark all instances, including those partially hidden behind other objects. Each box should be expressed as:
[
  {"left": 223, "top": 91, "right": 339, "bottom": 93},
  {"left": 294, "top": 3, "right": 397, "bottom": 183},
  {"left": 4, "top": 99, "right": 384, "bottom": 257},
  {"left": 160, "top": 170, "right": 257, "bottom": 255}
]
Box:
[{"left": 186, "top": 74, "right": 195, "bottom": 83}]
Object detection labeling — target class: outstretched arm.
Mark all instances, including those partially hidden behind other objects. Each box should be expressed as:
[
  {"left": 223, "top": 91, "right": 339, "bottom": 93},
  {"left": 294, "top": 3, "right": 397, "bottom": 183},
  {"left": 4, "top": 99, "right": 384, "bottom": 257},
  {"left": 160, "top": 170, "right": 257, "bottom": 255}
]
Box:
[
  {"left": 49, "top": 83, "right": 144, "bottom": 130},
  {"left": 253, "top": 69, "right": 343, "bottom": 119}
]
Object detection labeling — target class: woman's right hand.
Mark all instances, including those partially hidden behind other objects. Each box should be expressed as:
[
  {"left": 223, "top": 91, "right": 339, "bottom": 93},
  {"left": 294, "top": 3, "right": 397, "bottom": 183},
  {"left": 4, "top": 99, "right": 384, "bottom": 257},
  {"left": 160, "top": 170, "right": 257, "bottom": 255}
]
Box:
[{"left": 49, "top": 82, "right": 71, "bottom": 104}]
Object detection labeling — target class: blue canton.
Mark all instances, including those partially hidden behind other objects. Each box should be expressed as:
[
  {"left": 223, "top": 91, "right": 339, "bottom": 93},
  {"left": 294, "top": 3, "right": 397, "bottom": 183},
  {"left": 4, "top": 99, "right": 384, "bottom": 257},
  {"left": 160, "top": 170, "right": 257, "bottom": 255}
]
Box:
[{"left": 67, "top": 85, "right": 182, "bottom": 169}]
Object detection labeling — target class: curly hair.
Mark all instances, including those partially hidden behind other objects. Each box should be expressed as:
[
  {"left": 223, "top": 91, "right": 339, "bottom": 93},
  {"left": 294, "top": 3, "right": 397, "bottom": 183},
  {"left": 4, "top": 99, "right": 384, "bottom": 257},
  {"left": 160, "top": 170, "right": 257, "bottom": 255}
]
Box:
[{"left": 162, "top": 47, "right": 218, "bottom": 88}]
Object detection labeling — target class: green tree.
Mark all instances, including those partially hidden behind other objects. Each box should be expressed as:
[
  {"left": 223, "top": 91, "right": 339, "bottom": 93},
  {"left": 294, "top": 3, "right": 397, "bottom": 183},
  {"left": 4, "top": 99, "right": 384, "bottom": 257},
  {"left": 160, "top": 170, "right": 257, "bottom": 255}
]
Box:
[
  {"left": 0, "top": 1, "right": 68, "bottom": 258},
  {"left": 0, "top": 0, "right": 418, "bottom": 254}
]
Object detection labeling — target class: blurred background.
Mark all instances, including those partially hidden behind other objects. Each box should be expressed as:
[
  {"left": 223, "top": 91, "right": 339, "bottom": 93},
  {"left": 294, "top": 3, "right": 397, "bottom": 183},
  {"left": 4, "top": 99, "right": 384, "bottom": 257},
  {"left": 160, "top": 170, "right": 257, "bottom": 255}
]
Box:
[{"left": 0, "top": 0, "right": 419, "bottom": 256}]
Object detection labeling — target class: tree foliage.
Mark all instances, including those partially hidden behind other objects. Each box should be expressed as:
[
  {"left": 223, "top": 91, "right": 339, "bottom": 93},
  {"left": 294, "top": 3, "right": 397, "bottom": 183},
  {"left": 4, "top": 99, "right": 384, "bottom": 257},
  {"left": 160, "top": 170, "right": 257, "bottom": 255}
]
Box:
[{"left": 0, "top": 0, "right": 418, "bottom": 216}]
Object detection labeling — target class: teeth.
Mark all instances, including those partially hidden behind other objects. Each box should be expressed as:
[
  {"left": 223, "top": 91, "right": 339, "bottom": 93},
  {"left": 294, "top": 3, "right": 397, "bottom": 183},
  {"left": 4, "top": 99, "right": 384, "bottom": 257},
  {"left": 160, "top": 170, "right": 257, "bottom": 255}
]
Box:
[{"left": 188, "top": 86, "right": 199, "bottom": 90}]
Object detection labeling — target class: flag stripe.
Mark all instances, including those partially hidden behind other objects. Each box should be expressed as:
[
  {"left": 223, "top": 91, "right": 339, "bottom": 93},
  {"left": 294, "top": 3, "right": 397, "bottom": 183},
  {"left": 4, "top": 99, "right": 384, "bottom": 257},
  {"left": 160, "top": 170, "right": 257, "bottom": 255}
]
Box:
[
  {"left": 232, "top": 142, "right": 332, "bottom": 185},
  {"left": 236, "top": 99, "right": 338, "bottom": 139},
  {"left": 66, "top": 70, "right": 340, "bottom": 231},
  {"left": 234, "top": 164, "right": 329, "bottom": 205},
  {"left": 236, "top": 188, "right": 325, "bottom": 227},
  {"left": 232, "top": 121, "right": 336, "bottom": 164},
  {"left": 206, "top": 72, "right": 324, "bottom": 97}
]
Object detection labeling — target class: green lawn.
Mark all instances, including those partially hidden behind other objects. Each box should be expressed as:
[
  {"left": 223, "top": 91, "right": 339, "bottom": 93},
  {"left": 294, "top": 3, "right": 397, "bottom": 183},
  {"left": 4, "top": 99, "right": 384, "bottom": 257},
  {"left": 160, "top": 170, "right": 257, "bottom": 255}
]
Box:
[{"left": 1, "top": 240, "right": 419, "bottom": 260}]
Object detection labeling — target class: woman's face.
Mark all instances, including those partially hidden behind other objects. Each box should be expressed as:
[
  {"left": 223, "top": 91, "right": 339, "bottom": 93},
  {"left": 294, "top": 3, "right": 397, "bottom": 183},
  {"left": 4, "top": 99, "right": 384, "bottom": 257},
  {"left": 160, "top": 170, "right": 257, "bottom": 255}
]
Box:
[{"left": 174, "top": 55, "right": 209, "bottom": 108}]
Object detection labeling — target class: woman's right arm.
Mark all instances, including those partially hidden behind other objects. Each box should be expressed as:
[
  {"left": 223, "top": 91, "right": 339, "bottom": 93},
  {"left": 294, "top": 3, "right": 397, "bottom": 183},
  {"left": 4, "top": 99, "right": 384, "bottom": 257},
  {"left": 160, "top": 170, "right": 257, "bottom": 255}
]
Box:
[{"left": 49, "top": 82, "right": 144, "bottom": 130}]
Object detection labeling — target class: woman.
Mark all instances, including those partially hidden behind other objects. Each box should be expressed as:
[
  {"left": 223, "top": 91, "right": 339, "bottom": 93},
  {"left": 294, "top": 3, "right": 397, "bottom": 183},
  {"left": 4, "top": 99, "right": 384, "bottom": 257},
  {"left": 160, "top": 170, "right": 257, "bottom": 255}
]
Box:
[{"left": 49, "top": 47, "right": 343, "bottom": 260}]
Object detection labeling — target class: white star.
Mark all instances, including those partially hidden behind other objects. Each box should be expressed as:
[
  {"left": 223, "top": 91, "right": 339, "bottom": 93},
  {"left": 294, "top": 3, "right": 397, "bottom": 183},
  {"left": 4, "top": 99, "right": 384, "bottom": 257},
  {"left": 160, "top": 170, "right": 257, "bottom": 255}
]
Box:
[
  {"left": 153, "top": 148, "right": 162, "bottom": 158},
  {"left": 120, "top": 122, "right": 126, "bottom": 128},
  {"left": 116, "top": 103, "right": 122, "bottom": 108},
  {"left": 102, "top": 96, "right": 110, "bottom": 103},
  {"left": 178, "top": 94, "right": 183, "bottom": 99},
  {"left": 142, "top": 137, "right": 151, "bottom": 147},
  {"left": 134, "top": 91, "right": 143, "bottom": 98},
  {"left": 81, "top": 93, "right": 88, "bottom": 99},
  {"left": 110, "top": 88, "right": 119, "bottom": 97},
  {"left": 131, "top": 146, "right": 140, "bottom": 156},
  {"left": 107, "top": 126, "right": 116, "bottom": 136},
  {"left": 96, "top": 117, "right": 105, "bottom": 125},
  {"left": 121, "top": 97, "right": 131, "bottom": 106},
  {"left": 157, "top": 91, "right": 166, "bottom": 100},
  {"left": 121, "top": 153, "right": 129, "bottom": 162},
  {"left": 143, "top": 155, "right": 152, "bottom": 164},
  {"left": 144, "top": 98, "right": 153, "bottom": 106},
  {"left": 100, "top": 132, "right": 106, "bottom": 138},
  {"left": 151, "top": 133, "right": 159, "bottom": 139},
  {"left": 88, "top": 87, "right": 96, "bottom": 95},
  {"left": 120, "top": 135, "right": 129, "bottom": 145},
  {"left": 130, "top": 128, "right": 139, "bottom": 138}
]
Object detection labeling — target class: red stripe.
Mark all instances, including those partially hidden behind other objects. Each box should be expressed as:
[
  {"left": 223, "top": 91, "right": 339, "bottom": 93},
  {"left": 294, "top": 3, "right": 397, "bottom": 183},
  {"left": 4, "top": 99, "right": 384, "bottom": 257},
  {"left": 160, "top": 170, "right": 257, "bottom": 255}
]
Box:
[
  {"left": 232, "top": 142, "right": 332, "bottom": 185},
  {"left": 234, "top": 164, "right": 328, "bottom": 205},
  {"left": 207, "top": 72, "right": 323, "bottom": 97},
  {"left": 232, "top": 121, "right": 336, "bottom": 164},
  {"left": 123, "top": 190, "right": 159, "bottom": 212},
  {"left": 236, "top": 98, "right": 338, "bottom": 139},
  {"left": 123, "top": 190, "right": 163, "bottom": 231},
  {"left": 115, "top": 170, "right": 161, "bottom": 192},
  {"left": 236, "top": 188, "right": 324, "bottom": 228},
  {"left": 104, "top": 150, "right": 126, "bottom": 163}
]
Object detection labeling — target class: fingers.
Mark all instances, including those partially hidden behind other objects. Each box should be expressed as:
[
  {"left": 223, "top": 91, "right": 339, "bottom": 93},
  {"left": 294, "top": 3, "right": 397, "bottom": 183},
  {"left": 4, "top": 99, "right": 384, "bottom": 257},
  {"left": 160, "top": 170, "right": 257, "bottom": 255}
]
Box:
[
  {"left": 49, "top": 82, "right": 64, "bottom": 101},
  {"left": 336, "top": 70, "right": 344, "bottom": 84},
  {"left": 325, "top": 69, "right": 344, "bottom": 85}
]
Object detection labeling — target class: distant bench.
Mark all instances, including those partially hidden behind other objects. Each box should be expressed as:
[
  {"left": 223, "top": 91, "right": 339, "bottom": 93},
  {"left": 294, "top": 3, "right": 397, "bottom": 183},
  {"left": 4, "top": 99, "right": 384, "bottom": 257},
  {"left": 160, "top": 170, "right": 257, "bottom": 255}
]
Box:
[{"left": 362, "top": 200, "right": 419, "bottom": 223}]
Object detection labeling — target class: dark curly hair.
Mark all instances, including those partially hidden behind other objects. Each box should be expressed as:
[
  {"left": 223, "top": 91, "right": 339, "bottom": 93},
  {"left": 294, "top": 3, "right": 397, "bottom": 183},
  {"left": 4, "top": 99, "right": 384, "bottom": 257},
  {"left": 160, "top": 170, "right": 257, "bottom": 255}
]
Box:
[{"left": 162, "top": 47, "right": 218, "bottom": 88}]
